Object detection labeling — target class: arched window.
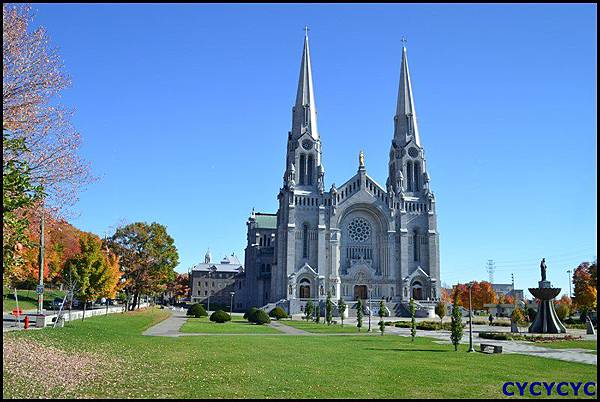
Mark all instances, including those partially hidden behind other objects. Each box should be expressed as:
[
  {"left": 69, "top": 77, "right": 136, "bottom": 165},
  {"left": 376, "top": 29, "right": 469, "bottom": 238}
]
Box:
[
  {"left": 414, "top": 162, "right": 421, "bottom": 191},
  {"left": 303, "top": 224, "right": 309, "bottom": 258},
  {"left": 307, "top": 155, "right": 314, "bottom": 185},
  {"left": 299, "top": 154, "right": 306, "bottom": 185},
  {"left": 266, "top": 264, "right": 271, "bottom": 273},
  {"left": 413, "top": 229, "right": 420, "bottom": 261},
  {"left": 407, "top": 161, "right": 413, "bottom": 192}
]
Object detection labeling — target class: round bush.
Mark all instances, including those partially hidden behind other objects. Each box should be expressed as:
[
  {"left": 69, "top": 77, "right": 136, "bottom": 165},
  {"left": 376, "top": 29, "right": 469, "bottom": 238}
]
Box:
[
  {"left": 269, "top": 306, "right": 288, "bottom": 320},
  {"left": 210, "top": 310, "right": 231, "bottom": 323},
  {"left": 244, "top": 307, "right": 258, "bottom": 322},
  {"left": 187, "top": 303, "right": 207, "bottom": 318},
  {"left": 253, "top": 309, "right": 271, "bottom": 325}
]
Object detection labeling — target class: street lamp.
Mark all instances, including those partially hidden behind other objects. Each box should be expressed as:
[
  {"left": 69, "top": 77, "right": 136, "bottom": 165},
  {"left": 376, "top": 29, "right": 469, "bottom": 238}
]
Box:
[
  {"left": 367, "top": 284, "right": 372, "bottom": 332},
  {"left": 314, "top": 272, "right": 319, "bottom": 322},
  {"left": 467, "top": 281, "right": 475, "bottom": 353},
  {"left": 566, "top": 270, "right": 572, "bottom": 298},
  {"left": 230, "top": 291, "right": 235, "bottom": 317}
]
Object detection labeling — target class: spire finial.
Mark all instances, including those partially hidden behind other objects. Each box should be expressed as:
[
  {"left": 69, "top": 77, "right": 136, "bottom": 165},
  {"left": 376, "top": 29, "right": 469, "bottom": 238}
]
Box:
[
  {"left": 401, "top": 36, "right": 407, "bottom": 48},
  {"left": 304, "top": 25, "right": 310, "bottom": 37}
]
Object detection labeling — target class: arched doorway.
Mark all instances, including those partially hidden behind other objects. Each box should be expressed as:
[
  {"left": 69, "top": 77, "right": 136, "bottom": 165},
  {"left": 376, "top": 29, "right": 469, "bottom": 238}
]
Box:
[
  {"left": 412, "top": 281, "right": 423, "bottom": 300},
  {"left": 354, "top": 285, "right": 367, "bottom": 300},
  {"left": 299, "top": 278, "right": 311, "bottom": 299}
]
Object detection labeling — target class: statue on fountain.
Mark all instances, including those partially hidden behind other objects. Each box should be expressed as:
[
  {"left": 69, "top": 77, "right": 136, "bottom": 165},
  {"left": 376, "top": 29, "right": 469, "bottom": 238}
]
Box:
[{"left": 528, "top": 258, "right": 566, "bottom": 334}]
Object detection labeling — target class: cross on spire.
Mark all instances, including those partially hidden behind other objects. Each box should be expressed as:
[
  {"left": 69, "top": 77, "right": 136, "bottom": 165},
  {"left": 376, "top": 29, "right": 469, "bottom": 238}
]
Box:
[
  {"left": 401, "top": 36, "right": 407, "bottom": 47},
  {"left": 304, "top": 25, "right": 310, "bottom": 37}
]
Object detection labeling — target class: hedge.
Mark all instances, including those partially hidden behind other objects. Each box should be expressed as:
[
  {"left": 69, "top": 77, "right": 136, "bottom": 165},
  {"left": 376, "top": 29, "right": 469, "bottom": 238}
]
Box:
[
  {"left": 253, "top": 309, "right": 271, "bottom": 325},
  {"left": 269, "top": 306, "right": 288, "bottom": 320},
  {"left": 210, "top": 310, "right": 231, "bottom": 323},
  {"left": 187, "top": 303, "right": 208, "bottom": 318}
]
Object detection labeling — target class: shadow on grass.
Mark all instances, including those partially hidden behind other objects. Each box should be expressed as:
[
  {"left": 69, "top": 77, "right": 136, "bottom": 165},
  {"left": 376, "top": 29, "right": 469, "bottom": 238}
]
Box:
[{"left": 365, "top": 347, "right": 451, "bottom": 353}]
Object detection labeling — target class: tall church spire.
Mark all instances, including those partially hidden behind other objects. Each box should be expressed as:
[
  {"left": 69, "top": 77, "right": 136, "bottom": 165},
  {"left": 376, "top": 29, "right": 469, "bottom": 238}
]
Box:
[
  {"left": 292, "top": 28, "right": 319, "bottom": 140},
  {"left": 394, "top": 45, "right": 420, "bottom": 147}
]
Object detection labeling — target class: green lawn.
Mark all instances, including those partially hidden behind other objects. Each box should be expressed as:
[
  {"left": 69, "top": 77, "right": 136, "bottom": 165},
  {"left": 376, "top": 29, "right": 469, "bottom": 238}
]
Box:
[
  {"left": 3, "top": 308, "right": 597, "bottom": 399},
  {"left": 280, "top": 319, "right": 367, "bottom": 333},
  {"left": 180, "top": 317, "right": 281, "bottom": 334},
  {"left": 2, "top": 289, "right": 66, "bottom": 312},
  {"left": 526, "top": 340, "right": 597, "bottom": 352}
]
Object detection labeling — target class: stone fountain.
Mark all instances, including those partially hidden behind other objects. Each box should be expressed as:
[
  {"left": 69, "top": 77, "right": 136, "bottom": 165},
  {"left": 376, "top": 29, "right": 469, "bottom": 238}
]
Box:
[{"left": 528, "top": 258, "right": 566, "bottom": 334}]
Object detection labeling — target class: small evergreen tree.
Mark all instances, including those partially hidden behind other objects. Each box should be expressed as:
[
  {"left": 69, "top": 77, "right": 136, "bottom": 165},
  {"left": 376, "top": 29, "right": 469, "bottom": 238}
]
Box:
[
  {"left": 450, "top": 291, "right": 463, "bottom": 351},
  {"left": 435, "top": 301, "right": 447, "bottom": 327},
  {"left": 409, "top": 298, "right": 417, "bottom": 341},
  {"left": 315, "top": 302, "right": 321, "bottom": 323},
  {"left": 378, "top": 299, "right": 386, "bottom": 335},
  {"left": 356, "top": 299, "right": 364, "bottom": 332},
  {"left": 511, "top": 306, "right": 526, "bottom": 326},
  {"left": 338, "top": 298, "right": 347, "bottom": 327},
  {"left": 325, "top": 292, "right": 333, "bottom": 325},
  {"left": 305, "top": 300, "right": 313, "bottom": 321}
]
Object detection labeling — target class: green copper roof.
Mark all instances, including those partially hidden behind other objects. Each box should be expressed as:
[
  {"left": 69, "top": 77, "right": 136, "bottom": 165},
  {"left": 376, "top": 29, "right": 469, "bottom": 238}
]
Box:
[{"left": 255, "top": 213, "right": 277, "bottom": 229}]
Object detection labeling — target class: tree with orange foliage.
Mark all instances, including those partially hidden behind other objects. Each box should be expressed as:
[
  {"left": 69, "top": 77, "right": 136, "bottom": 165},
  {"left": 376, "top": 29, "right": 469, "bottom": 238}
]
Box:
[
  {"left": 451, "top": 281, "right": 497, "bottom": 310},
  {"left": 572, "top": 262, "right": 597, "bottom": 313},
  {"left": 167, "top": 273, "right": 190, "bottom": 303}
]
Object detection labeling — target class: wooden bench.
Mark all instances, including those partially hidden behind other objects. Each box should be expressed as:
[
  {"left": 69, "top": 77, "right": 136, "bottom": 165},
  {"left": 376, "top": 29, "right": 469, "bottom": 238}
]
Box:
[{"left": 480, "top": 343, "right": 503, "bottom": 354}]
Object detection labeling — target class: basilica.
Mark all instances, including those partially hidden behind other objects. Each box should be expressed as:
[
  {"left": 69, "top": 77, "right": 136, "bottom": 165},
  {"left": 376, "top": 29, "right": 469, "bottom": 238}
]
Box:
[{"left": 241, "top": 33, "right": 441, "bottom": 315}]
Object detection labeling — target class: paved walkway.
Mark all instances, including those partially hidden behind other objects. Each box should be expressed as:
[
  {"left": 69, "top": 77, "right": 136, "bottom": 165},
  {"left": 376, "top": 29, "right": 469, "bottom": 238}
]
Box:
[{"left": 142, "top": 309, "right": 188, "bottom": 337}]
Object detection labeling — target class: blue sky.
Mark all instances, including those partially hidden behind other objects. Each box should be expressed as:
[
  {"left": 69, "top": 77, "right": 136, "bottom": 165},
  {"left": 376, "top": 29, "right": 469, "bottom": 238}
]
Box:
[{"left": 31, "top": 4, "right": 596, "bottom": 295}]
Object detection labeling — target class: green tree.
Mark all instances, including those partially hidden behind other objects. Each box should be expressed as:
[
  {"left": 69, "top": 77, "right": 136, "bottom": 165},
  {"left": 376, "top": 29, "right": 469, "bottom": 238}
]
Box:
[
  {"left": 2, "top": 134, "right": 43, "bottom": 286},
  {"left": 107, "top": 222, "right": 179, "bottom": 310},
  {"left": 555, "top": 303, "right": 569, "bottom": 322},
  {"left": 338, "top": 298, "right": 347, "bottom": 327},
  {"left": 378, "top": 299, "right": 386, "bottom": 335},
  {"left": 305, "top": 300, "right": 313, "bottom": 321},
  {"left": 356, "top": 299, "right": 363, "bottom": 332},
  {"left": 450, "top": 291, "right": 463, "bottom": 351},
  {"left": 435, "top": 301, "right": 447, "bottom": 327},
  {"left": 65, "top": 233, "right": 118, "bottom": 320},
  {"left": 325, "top": 292, "right": 333, "bottom": 325},
  {"left": 511, "top": 306, "right": 527, "bottom": 326},
  {"left": 315, "top": 302, "right": 321, "bottom": 323},
  {"left": 409, "top": 298, "right": 417, "bottom": 341}
]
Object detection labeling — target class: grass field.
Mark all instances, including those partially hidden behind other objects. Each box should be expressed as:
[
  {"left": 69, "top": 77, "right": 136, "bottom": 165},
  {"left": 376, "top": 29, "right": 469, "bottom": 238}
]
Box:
[
  {"left": 2, "top": 308, "right": 597, "bottom": 399},
  {"left": 279, "top": 319, "right": 366, "bottom": 333},
  {"left": 526, "top": 340, "right": 597, "bottom": 352},
  {"left": 181, "top": 317, "right": 281, "bottom": 334},
  {"left": 2, "top": 289, "right": 66, "bottom": 312}
]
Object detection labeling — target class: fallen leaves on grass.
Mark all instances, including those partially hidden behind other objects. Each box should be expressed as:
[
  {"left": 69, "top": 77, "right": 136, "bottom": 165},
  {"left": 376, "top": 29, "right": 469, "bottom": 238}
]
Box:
[{"left": 3, "top": 336, "right": 118, "bottom": 398}]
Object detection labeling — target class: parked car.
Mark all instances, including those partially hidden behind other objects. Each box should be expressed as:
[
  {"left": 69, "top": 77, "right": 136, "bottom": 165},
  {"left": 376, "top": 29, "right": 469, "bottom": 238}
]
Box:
[{"left": 52, "top": 297, "right": 64, "bottom": 309}]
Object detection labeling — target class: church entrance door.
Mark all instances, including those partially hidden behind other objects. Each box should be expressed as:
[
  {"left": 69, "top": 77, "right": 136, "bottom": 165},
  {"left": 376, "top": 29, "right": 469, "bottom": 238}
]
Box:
[
  {"left": 412, "top": 287, "right": 423, "bottom": 300},
  {"left": 354, "top": 285, "right": 367, "bottom": 300},
  {"left": 299, "top": 285, "right": 311, "bottom": 299}
]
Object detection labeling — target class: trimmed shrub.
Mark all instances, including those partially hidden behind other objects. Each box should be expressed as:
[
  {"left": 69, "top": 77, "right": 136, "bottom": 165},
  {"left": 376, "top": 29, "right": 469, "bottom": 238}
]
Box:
[
  {"left": 187, "top": 303, "right": 208, "bottom": 318},
  {"left": 209, "top": 310, "right": 231, "bottom": 323},
  {"left": 244, "top": 307, "right": 258, "bottom": 321},
  {"left": 269, "top": 306, "right": 288, "bottom": 320},
  {"left": 253, "top": 309, "right": 271, "bottom": 325}
]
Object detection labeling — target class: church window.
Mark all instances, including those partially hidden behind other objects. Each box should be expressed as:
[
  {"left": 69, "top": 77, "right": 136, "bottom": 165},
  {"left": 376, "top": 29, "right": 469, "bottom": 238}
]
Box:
[
  {"left": 299, "top": 154, "right": 306, "bottom": 185},
  {"left": 304, "top": 105, "right": 309, "bottom": 126},
  {"left": 266, "top": 264, "right": 271, "bottom": 273},
  {"left": 303, "top": 224, "right": 309, "bottom": 258},
  {"left": 407, "top": 162, "right": 413, "bottom": 191},
  {"left": 348, "top": 217, "right": 371, "bottom": 242},
  {"left": 307, "top": 155, "right": 314, "bottom": 185},
  {"left": 413, "top": 230, "right": 420, "bottom": 261},
  {"left": 414, "top": 162, "right": 421, "bottom": 191}
]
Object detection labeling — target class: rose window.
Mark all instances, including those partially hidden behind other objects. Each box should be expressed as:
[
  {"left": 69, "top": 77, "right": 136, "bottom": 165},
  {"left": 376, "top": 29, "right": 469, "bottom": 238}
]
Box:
[{"left": 348, "top": 218, "right": 371, "bottom": 242}]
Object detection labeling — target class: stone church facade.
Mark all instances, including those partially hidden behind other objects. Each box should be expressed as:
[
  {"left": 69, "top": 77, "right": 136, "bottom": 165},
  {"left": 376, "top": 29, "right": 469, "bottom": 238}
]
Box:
[{"left": 243, "top": 33, "right": 441, "bottom": 313}]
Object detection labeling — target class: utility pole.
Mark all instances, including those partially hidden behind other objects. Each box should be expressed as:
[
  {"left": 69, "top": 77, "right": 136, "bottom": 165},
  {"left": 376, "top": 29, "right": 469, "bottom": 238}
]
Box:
[
  {"left": 37, "top": 203, "right": 45, "bottom": 315},
  {"left": 467, "top": 282, "right": 475, "bottom": 352},
  {"left": 486, "top": 259, "right": 495, "bottom": 284},
  {"left": 566, "top": 270, "right": 572, "bottom": 298}
]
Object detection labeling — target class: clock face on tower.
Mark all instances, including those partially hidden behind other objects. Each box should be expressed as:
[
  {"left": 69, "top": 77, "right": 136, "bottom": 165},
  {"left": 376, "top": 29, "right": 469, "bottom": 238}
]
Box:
[{"left": 302, "top": 139, "right": 313, "bottom": 150}]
